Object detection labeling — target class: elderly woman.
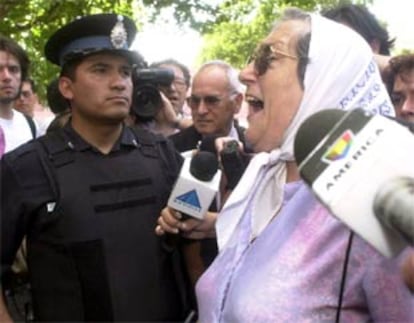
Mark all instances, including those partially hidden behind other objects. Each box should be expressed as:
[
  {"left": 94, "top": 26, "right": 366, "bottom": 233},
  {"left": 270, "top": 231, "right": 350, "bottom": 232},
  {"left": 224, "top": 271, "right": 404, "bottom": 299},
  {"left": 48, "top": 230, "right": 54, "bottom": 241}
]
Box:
[{"left": 157, "top": 8, "right": 413, "bottom": 322}]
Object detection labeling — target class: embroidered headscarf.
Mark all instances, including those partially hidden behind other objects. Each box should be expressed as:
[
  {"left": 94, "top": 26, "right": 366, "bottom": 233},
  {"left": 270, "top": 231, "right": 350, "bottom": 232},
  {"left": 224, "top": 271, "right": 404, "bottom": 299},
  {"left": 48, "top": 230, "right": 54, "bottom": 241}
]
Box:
[{"left": 216, "top": 13, "right": 394, "bottom": 250}]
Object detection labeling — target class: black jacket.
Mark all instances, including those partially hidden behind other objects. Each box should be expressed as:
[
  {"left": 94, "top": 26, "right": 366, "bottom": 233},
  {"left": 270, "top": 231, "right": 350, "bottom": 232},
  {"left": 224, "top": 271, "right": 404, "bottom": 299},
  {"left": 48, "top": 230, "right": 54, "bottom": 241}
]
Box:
[
  {"left": 0, "top": 125, "right": 190, "bottom": 321},
  {"left": 170, "top": 120, "right": 249, "bottom": 153}
]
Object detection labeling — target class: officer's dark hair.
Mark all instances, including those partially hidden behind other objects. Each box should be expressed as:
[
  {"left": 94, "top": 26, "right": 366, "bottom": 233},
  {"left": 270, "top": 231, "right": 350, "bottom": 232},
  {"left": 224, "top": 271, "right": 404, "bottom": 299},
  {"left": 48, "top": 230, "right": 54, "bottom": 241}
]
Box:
[
  {"left": 60, "top": 56, "right": 84, "bottom": 81},
  {"left": 151, "top": 58, "right": 191, "bottom": 88},
  {"left": 46, "top": 110, "right": 71, "bottom": 133},
  {"left": 47, "top": 77, "right": 70, "bottom": 114},
  {"left": 322, "top": 4, "right": 395, "bottom": 55},
  {"left": 0, "top": 35, "right": 30, "bottom": 81},
  {"left": 60, "top": 51, "right": 145, "bottom": 81}
]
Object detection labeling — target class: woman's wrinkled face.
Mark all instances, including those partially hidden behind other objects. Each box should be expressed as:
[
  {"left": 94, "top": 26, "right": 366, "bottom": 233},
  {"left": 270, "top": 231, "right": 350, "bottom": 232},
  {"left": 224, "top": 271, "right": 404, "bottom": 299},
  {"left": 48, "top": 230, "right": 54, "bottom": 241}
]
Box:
[{"left": 239, "top": 20, "right": 309, "bottom": 153}]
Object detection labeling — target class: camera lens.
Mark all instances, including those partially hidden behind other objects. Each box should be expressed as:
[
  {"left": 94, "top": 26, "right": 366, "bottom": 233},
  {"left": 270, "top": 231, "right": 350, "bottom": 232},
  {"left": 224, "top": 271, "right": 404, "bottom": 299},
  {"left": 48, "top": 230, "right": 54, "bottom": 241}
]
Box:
[{"left": 132, "top": 84, "right": 163, "bottom": 119}]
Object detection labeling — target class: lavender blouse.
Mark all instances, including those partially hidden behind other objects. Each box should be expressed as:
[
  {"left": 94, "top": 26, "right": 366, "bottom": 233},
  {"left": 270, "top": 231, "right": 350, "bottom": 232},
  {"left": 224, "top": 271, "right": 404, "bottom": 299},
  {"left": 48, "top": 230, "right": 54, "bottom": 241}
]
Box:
[{"left": 196, "top": 181, "right": 413, "bottom": 322}]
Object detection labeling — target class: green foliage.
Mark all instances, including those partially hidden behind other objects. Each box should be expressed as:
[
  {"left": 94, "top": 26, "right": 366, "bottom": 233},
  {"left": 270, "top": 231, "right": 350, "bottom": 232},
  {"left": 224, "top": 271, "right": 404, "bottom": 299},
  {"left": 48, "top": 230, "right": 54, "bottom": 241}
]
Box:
[
  {"left": 398, "top": 48, "right": 413, "bottom": 55},
  {"left": 141, "top": 0, "right": 218, "bottom": 32},
  {"left": 0, "top": 0, "right": 139, "bottom": 102},
  {"left": 198, "top": 0, "right": 373, "bottom": 69},
  {"left": 0, "top": 0, "right": 374, "bottom": 102},
  {"left": 198, "top": 0, "right": 274, "bottom": 67}
]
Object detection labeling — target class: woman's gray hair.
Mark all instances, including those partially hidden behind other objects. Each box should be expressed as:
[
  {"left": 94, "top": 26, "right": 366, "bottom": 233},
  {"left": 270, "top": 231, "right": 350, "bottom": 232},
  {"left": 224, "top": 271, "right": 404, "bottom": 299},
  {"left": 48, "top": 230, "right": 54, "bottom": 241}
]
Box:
[{"left": 275, "top": 8, "right": 311, "bottom": 89}]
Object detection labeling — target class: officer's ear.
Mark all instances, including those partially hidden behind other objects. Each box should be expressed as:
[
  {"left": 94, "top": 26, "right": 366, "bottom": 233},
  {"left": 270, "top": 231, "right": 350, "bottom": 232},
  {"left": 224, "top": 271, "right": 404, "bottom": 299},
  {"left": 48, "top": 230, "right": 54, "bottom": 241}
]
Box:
[{"left": 58, "top": 76, "right": 74, "bottom": 101}]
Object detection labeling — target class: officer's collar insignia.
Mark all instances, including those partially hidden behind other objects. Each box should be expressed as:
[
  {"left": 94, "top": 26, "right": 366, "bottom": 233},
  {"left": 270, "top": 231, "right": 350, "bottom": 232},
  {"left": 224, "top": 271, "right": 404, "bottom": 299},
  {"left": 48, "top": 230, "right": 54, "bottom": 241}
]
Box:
[{"left": 110, "top": 15, "right": 128, "bottom": 49}]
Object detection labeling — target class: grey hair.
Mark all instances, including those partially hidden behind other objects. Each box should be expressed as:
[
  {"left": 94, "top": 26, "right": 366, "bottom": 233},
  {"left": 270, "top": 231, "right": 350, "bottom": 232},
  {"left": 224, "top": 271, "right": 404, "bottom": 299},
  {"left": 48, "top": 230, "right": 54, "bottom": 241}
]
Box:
[
  {"left": 280, "top": 7, "right": 311, "bottom": 22},
  {"left": 198, "top": 60, "right": 244, "bottom": 94},
  {"left": 275, "top": 8, "right": 311, "bottom": 89}
]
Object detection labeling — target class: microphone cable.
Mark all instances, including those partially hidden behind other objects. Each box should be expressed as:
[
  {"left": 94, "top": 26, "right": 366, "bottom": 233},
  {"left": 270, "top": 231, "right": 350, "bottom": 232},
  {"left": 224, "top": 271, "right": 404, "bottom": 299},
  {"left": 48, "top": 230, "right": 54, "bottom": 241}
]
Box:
[{"left": 335, "top": 230, "right": 354, "bottom": 323}]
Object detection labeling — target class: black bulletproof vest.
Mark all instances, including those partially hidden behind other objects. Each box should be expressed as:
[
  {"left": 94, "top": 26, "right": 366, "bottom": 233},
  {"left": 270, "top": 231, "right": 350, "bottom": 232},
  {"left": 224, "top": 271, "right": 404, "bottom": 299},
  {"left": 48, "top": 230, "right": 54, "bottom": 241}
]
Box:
[{"left": 27, "top": 129, "right": 187, "bottom": 321}]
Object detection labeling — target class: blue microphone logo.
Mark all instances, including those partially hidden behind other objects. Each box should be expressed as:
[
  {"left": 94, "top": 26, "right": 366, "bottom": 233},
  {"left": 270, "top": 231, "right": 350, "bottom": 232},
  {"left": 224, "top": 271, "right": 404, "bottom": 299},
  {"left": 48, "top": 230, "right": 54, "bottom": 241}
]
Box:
[{"left": 174, "top": 189, "right": 202, "bottom": 212}]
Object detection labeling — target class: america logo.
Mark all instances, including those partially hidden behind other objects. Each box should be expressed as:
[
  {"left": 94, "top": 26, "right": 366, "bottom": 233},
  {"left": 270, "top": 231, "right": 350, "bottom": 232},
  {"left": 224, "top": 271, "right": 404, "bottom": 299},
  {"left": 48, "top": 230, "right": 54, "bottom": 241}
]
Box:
[{"left": 322, "top": 130, "right": 353, "bottom": 163}]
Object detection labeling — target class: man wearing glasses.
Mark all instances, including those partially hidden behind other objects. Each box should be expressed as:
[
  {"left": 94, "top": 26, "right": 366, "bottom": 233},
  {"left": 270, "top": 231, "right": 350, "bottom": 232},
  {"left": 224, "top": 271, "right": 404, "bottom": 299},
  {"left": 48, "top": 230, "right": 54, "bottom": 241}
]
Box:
[
  {"left": 137, "top": 58, "right": 194, "bottom": 137},
  {"left": 168, "top": 60, "right": 247, "bottom": 286},
  {"left": 171, "top": 60, "right": 246, "bottom": 154},
  {"left": 151, "top": 58, "right": 191, "bottom": 118},
  {"left": 15, "top": 78, "right": 54, "bottom": 136}
]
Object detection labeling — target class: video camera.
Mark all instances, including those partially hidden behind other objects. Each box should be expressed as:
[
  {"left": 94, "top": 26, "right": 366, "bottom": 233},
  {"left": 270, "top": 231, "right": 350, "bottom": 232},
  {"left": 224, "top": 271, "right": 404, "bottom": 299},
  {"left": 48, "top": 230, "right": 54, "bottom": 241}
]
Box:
[{"left": 132, "top": 67, "right": 175, "bottom": 120}]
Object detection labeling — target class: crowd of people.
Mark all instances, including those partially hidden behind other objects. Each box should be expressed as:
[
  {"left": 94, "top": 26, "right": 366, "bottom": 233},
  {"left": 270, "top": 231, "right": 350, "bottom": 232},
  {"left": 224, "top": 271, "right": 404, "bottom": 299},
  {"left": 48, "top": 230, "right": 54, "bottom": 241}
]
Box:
[{"left": 0, "top": 3, "right": 413, "bottom": 322}]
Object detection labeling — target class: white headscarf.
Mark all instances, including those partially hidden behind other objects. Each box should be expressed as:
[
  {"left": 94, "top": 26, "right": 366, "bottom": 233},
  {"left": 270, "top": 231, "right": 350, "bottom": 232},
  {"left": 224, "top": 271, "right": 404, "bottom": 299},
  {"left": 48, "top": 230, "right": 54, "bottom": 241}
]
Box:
[{"left": 216, "top": 13, "right": 394, "bottom": 250}]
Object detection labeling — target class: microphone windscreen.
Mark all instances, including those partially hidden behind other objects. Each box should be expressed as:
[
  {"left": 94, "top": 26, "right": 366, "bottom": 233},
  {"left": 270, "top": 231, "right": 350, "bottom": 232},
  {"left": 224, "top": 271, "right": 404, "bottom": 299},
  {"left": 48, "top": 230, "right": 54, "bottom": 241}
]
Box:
[
  {"left": 294, "top": 109, "right": 346, "bottom": 165},
  {"left": 190, "top": 151, "right": 219, "bottom": 181},
  {"left": 199, "top": 135, "right": 220, "bottom": 154},
  {"left": 373, "top": 176, "right": 414, "bottom": 244}
]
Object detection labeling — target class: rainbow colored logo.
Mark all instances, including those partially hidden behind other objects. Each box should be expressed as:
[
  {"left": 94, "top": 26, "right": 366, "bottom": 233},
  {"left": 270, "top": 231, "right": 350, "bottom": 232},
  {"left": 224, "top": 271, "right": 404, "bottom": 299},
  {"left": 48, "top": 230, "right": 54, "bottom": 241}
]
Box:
[{"left": 322, "top": 130, "right": 353, "bottom": 163}]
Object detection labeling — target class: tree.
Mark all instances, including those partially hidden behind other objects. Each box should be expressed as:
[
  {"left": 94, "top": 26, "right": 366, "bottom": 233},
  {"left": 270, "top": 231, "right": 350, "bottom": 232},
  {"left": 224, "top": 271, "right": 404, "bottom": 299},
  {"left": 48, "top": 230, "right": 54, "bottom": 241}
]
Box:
[
  {"left": 1, "top": 1, "right": 132, "bottom": 101},
  {"left": 0, "top": 0, "right": 219, "bottom": 102},
  {"left": 1, "top": 0, "right": 373, "bottom": 102},
  {"left": 197, "top": 0, "right": 373, "bottom": 68}
]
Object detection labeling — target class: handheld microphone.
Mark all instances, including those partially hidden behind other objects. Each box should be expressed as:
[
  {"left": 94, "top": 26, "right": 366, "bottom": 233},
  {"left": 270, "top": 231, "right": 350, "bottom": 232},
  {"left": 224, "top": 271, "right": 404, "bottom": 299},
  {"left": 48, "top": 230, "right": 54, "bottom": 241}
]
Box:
[
  {"left": 167, "top": 151, "right": 222, "bottom": 219},
  {"left": 198, "top": 135, "right": 220, "bottom": 154},
  {"left": 294, "top": 108, "right": 414, "bottom": 257},
  {"left": 220, "top": 140, "right": 250, "bottom": 190},
  {"left": 373, "top": 176, "right": 414, "bottom": 244}
]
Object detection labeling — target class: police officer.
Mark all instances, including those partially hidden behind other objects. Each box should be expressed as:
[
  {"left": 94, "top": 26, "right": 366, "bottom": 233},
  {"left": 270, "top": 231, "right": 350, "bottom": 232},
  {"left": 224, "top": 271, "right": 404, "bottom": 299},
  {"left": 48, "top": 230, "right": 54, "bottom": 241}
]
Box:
[{"left": 0, "top": 13, "right": 190, "bottom": 321}]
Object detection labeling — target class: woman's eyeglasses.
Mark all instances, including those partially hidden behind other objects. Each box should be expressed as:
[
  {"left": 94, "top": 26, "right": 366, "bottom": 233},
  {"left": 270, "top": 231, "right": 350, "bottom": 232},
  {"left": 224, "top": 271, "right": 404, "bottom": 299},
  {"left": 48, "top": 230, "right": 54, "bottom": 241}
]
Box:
[{"left": 250, "top": 43, "right": 300, "bottom": 76}]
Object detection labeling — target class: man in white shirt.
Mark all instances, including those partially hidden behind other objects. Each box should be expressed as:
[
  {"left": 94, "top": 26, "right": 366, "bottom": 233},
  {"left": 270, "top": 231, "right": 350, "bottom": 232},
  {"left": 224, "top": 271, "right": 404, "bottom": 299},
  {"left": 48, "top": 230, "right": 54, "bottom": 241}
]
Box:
[
  {"left": 0, "top": 34, "right": 34, "bottom": 322},
  {"left": 0, "top": 35, "right": 36, "bottom": 154},
  {"left": 15, "top": 78, "right": 54, "bottom": 136}
]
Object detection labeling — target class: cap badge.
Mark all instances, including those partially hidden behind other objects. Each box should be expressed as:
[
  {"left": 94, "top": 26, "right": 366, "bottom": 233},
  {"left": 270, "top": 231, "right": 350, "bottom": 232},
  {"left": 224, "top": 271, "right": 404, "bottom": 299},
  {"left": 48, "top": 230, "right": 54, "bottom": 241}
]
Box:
[{"left": 110, "top": 15, "right": 128, "bottom": 49}]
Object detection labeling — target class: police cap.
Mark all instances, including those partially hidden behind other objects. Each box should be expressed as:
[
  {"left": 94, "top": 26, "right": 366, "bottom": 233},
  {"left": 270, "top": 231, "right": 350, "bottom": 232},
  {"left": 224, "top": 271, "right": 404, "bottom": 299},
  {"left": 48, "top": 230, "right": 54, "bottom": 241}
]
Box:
[{"left": 45, "top": 13, "right": 141, "bottom": 67}]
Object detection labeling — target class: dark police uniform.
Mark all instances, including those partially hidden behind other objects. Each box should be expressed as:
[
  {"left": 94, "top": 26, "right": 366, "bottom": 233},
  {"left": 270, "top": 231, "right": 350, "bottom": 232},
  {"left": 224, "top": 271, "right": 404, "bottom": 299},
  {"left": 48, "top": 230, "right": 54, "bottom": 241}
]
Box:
[
  {"left": 1, "top": 13, "right": 191, "bottom": 322},
  {"left": 1, "top": 124, "right": 189, "bottom": 321}
]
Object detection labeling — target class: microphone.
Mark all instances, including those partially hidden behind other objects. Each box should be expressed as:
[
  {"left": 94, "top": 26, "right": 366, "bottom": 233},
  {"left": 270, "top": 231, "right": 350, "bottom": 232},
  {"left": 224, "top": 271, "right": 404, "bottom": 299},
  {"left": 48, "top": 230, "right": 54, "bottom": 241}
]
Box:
[
  {"left": 167, "top": 151, "right": 222, "bottom": 219},
  {"left": 220, "top": 140, "right": 250, "bottom": 190},
  {"left": 198, "top": 134, "right": 219, "bottom": 154},
  {"left": 373, "top": 176, "right": 414, "bottom": 244},
  {"left": 198, "top": 136, "right": 250, "bottom": 189},
  {"left": 294, "top": 108, "right": 414, "bottom": 257}
]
